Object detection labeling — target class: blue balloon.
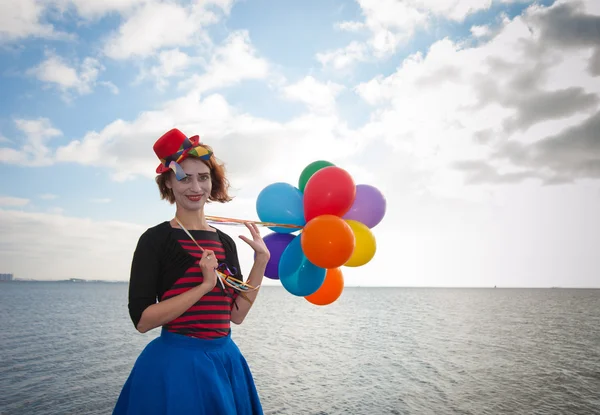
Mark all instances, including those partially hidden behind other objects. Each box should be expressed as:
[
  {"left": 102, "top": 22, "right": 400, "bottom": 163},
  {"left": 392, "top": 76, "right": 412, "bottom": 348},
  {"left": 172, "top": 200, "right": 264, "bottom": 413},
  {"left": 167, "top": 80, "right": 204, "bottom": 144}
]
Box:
[
  {"left": 278, "top": 236, "right": 326, "bottom": 296},
  {"left": 256, "top": 182, "right": 305, "bottom": 234}
]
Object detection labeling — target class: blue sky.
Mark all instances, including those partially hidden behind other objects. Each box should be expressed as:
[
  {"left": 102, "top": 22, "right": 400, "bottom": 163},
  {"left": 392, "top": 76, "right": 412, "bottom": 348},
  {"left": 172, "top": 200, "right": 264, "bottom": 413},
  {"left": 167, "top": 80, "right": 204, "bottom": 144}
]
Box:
[
  {"left": 1, "top": 0, "right": 599, "bottom": 288},
  {"left": 1, "top": 0, "right": 548, "bottom": 222}
]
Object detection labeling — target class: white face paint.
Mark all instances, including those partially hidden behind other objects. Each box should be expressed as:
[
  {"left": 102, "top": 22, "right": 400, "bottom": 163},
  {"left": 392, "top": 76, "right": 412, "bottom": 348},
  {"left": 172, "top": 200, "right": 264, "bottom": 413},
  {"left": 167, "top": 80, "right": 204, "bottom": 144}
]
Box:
[{"left": 166, "top": 158, "right": 212, "bottom": 211}]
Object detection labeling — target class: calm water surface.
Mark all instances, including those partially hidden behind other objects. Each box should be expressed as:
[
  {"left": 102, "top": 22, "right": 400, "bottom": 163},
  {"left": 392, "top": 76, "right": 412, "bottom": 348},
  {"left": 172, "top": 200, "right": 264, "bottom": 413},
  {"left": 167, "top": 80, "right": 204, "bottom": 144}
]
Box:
[{"left": 1, "top": 282, "right": 599, "bottom": 414}]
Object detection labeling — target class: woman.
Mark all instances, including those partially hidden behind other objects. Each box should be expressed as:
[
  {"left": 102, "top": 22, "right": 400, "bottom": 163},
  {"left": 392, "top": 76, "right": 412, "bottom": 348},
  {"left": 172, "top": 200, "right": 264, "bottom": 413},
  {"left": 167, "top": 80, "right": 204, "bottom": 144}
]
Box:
[{"left": 113, "top": 128, "right": 270, "bottom": 415}]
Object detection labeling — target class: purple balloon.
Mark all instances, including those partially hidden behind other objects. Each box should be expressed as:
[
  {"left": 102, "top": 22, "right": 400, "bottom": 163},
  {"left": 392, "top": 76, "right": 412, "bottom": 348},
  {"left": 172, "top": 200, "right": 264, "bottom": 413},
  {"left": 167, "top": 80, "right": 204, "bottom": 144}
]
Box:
[
  {"left": 261, "top": 233, "right": 297, "bottom": 280},
  {"left": 342, "top": 184, "right": 387, "bottom": 228}
]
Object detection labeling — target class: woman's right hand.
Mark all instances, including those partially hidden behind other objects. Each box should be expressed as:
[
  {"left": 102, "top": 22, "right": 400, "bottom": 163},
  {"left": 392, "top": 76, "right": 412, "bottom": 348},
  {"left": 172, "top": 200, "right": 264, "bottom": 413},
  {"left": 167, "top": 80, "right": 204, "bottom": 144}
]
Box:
[{"left": 199, "top": 249, "right": 219, "bottom": 290}]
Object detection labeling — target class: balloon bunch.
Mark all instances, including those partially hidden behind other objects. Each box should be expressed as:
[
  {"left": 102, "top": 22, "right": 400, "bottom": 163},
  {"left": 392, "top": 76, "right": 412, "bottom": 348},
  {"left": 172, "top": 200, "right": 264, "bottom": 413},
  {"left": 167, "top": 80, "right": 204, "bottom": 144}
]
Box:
[{"left": 255, "top": 160, "right": 387, "bottom": 306}]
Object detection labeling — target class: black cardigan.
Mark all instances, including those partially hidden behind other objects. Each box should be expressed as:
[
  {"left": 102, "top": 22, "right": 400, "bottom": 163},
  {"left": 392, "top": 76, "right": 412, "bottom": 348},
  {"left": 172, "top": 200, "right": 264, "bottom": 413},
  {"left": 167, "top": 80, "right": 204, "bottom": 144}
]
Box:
[{"left": 127, "top": 221, "right": 243, "bottom": 328}]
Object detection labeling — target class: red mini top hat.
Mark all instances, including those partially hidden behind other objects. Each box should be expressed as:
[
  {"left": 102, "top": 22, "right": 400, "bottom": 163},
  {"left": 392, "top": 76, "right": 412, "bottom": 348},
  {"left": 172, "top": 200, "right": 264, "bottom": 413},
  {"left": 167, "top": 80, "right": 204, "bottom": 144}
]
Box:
[{"left": 153, "top": 128, "right": 212, "bottom": 180}]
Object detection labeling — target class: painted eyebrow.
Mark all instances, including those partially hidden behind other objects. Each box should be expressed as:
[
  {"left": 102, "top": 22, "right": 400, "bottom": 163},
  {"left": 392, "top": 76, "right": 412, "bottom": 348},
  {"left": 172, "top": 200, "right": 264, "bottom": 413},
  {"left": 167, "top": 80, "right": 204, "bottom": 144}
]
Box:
[{"left": 184, "top": 173, "right": 210, "bottom": 178}]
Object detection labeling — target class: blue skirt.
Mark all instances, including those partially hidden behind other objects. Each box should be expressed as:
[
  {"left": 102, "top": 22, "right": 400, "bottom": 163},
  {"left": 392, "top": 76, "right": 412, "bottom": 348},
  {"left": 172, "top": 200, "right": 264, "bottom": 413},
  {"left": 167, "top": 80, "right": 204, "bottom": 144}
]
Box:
[{"left": 113, "top": 329, "right": 263, "bottom": 415}]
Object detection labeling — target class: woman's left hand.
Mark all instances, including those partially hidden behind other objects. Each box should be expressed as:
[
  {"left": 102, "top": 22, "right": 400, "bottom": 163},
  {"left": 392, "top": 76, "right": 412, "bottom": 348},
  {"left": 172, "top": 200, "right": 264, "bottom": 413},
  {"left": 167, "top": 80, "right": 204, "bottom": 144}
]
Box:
[{"left": 239, "top": 222, "right": 270, "bottom": 260}]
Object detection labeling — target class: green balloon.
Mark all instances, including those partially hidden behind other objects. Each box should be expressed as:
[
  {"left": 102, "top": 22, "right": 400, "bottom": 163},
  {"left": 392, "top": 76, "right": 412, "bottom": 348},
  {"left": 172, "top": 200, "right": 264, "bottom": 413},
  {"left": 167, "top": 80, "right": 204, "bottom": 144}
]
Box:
[{"left": 298, "top": 160, "right": 335, "bottom": 192}]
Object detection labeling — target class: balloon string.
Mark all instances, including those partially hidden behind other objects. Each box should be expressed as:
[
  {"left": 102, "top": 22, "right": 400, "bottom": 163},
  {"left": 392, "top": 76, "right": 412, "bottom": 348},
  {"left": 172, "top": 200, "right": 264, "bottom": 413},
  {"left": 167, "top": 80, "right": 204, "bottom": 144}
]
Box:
[{"left": 205, "top": 215, "right": 304, "bottom": 229}]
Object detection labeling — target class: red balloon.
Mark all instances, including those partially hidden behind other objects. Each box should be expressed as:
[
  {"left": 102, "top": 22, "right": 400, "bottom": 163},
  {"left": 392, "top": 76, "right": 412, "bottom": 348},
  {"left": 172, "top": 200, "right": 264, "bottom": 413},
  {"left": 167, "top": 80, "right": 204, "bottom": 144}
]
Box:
[{"left": 303, "top": 166, "right": 356, "bottom": 222}]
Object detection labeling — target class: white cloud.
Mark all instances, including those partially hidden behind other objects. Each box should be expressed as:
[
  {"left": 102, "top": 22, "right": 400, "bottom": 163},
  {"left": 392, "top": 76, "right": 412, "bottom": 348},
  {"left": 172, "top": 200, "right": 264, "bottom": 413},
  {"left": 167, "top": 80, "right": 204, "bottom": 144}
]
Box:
[
  {"left": 136, "top": 48, "right": 192, "bottom": 90},
  {"left": 0, "top": 0, "right": 70, "bottom": 42},
  {"left": 131, "top": 27, "right": 267, "bottom": 92},
  {"left": 198, "top": 0, "right": 236, "bottom": 13},
  {"left": 322, "top": 0, "right": 427, "bottom": 67},
  {"left": 47, "top": 29, "right": 351, "bottom": 186},
  {"left": 0, "top": 147, "right": 24, "bottom": 164},
  {"left": 102, "top": 0, "right": 233, "bottom": 60},
  {"left": 39, "top": 194, "right": 58, "bottom": 200},
  {"left": 155, "top": 48, "right": 191, "bottom": 78},
  {"left": 335, "top": 21, "right": 364, "bottom": 32},
  {"left": 580, "top": 0, "right": 600, "bottom": 15},
  {"left": 54, "top": 93, "right": 232, "bottom": 181},
  {"left": 103, "top": 2, "right": 197, "bottom": 59},
  {"left": 281, "top": 76, "right": 345, "bottom": 114},
  {"left": 318, "top": 0, "right": 535, "bottom": 69},
  {"left": 99, "top": 81, "right": 120, "bottom": 95},
  {"left": 15, "top": 117, "right": 61, "bottom": 139},
  {"left": 0, "top": 0, "right": 238, "bottom": 44},
  {"left": 471, "top": 24, "right": 491, "bottom": 37},
  {"left": 26, "top": 51, "right": 112, "bottom": 99},
  {"left": 352, "top": 1, "right": 600, "bottom": 199},
  {"left": 412, "top": 0, "right": 494, "bottom": 21},
  {"left": 61, "top": 0, "right": 148, "bottom": 20},
  {"left": 177, "top": 30, "right": 270, "bottom": 94},
  {"left": 0, "top": 209, "right": 144, "bottom": 281},
  {"left": 316, "top": 41, "right": 368, "bottom": 71},
  {"left": 0, "top": 118, "right": 62, "bottom": 166},
  {"left": 0, "top": 0, "right": 149, "bottom": 43},
  {"left": 53, "top": 89, "right": 362, "bottom": 191},
  {"left": 0, "top": 196, "right": 30, "bottom": 207}
]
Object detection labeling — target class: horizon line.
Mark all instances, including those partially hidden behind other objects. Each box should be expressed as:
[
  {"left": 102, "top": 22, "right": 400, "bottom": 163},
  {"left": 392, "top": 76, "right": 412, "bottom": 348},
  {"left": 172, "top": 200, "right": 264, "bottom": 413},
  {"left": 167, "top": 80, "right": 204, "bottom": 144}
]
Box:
[{"left": 4, "top": 279, "right": 599, "bottom": 290}]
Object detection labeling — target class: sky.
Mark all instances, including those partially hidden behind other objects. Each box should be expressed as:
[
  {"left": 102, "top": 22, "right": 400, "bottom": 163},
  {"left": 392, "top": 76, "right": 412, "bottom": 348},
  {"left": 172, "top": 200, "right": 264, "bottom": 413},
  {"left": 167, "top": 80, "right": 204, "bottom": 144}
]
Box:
[{"left": 1, "top": 0, "right": 599, "bottom": 288}]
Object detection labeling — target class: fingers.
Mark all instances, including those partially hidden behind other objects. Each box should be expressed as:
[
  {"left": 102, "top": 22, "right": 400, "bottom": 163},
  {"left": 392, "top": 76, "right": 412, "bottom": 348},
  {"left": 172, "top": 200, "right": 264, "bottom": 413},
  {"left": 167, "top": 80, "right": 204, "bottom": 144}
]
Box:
[
  {"left": 201, "top": 249, "right": 214, "bottom": 261},
  {"left": 200, "top": 250, "right": 217, "bottom": 268},
  {"left": 244, "top": 221, "right": 261, "bottom": 237}
]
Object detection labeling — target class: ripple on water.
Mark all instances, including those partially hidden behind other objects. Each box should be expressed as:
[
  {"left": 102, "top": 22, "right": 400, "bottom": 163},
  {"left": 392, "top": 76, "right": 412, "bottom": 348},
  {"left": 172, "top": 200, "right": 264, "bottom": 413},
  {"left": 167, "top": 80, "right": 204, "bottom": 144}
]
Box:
[{"left": 1, "top": 284, "right": 599, "bottom": 414}]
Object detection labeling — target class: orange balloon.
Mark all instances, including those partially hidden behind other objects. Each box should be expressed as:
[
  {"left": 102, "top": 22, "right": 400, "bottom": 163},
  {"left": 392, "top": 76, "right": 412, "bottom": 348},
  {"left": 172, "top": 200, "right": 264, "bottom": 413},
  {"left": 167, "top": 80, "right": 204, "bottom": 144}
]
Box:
[
  {"left": 301, "top": 214, "right": 355, "bottom": 268},
  {"left": 305, "top": 267, "right": 344, "bottom": 306}
]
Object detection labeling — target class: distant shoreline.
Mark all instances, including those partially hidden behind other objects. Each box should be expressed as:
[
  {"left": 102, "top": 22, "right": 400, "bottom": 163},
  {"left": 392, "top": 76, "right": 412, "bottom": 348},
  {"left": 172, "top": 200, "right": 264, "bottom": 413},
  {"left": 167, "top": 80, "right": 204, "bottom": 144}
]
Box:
[
  {"left": 5, "top": 278, "right": 128, "bottom": 284},
  {"left": 1, "top": 280, "right": 598, "bottom": 289}
]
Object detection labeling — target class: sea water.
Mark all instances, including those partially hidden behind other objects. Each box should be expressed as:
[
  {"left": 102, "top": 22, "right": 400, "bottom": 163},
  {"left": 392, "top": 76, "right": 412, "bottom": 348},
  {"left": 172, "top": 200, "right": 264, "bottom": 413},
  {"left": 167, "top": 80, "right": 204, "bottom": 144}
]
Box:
[{"left": 1, "top": 282, "right": 599, "bottom": 414}]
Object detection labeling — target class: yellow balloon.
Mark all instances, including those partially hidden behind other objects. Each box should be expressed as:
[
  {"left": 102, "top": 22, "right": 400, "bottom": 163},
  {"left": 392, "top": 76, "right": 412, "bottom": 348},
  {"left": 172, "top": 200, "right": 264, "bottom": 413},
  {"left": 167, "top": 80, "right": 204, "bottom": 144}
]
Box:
[{"left": 343, "top": 219, "right": 376, "bottom": 267}]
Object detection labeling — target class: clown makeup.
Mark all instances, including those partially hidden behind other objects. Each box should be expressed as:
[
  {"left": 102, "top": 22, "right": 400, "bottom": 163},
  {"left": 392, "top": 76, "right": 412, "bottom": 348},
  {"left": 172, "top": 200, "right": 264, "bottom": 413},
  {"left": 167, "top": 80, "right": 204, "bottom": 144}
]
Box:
[{"left": 166, "top": 157, "right": 212, "bottom": 211}]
